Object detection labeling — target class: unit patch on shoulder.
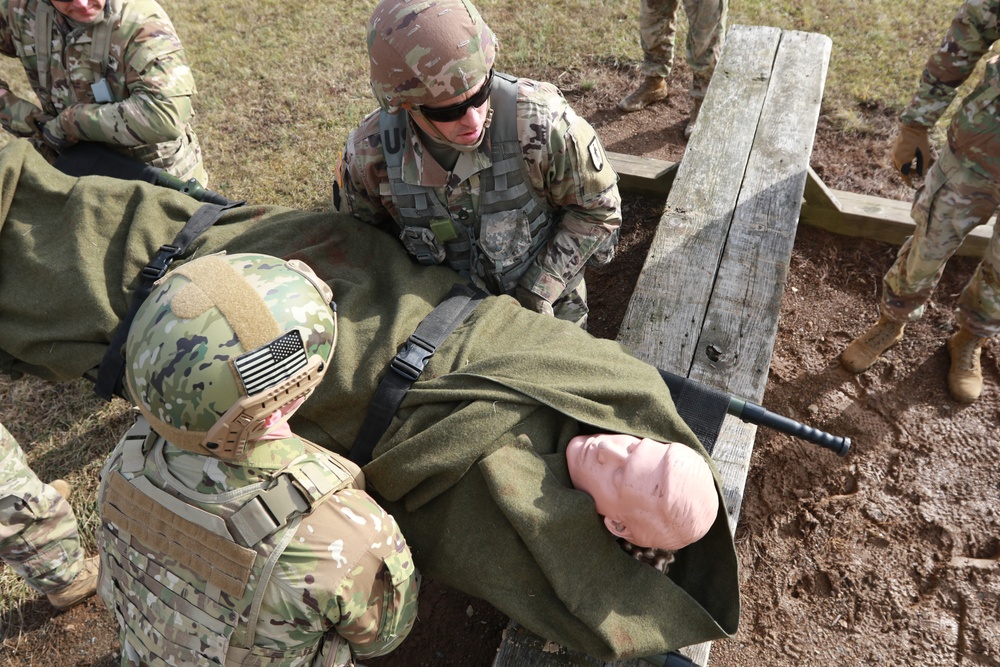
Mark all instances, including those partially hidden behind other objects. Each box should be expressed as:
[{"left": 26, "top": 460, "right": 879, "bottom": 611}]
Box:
[{"left": 588, "top": 137, "right": 605, "bottom": 171}]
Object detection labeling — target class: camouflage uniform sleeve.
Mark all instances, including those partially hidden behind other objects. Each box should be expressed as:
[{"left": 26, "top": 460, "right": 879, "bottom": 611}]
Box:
[
  {"left": 335, "top": 109, "right": 396, "bottom": 226},
  {"left": 296, "top": 488, "right": 420, "bottom": 660},
  {"left": 515, "top": 80, "right": 622, "bottom": 303},
  {"left": 900, "top": 0, "right": 1000, "bottom": 128},
  {"left": 0, "top": 4, "right": 44, "bottom": 137},
  {"left": 51, "top": 10, "right": 196, "bottom": 146}
]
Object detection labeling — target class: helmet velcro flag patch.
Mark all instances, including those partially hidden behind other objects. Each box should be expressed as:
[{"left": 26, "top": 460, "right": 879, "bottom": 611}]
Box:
[{"left": 233, "top": 330, "right": 308, "bottom": 396}]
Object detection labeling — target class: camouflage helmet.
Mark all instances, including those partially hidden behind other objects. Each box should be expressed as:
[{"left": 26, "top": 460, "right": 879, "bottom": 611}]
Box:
[
  {"left": 368, "top": 0, "right": 497, "bottom": 112},
  {"left": 124, "top": 252, "right": 337, "bottom": 460}
]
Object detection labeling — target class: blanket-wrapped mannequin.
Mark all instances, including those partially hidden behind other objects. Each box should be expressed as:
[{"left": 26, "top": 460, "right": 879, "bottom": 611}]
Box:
[{"left": 0, "top": 140, "right": 738, "bottom": 660}]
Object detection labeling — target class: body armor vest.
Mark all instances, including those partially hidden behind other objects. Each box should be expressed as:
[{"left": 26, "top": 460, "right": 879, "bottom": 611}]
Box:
[
  {"left": 98, "top": 418, "right": 362, "bottom": 666},
  {"left": 17, "top": 0, "right": 201, "bottom": 178},
  {"left": 379, "top": 73, "right": 556, "bottom": 295}
]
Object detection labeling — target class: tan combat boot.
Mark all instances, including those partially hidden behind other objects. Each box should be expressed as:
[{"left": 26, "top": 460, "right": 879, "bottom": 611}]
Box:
[
  {"left": 684, "top": 97, "right": 704, "bottom": 138},
  {"left": 840, "top": 316, "right": 905, "bottom": 373},
  {"left": 48, "top": 479, "right": 72, "bottom": 499},
  {"left": 947, "top": 327, "right": 986, "bottom": 404},
  {"left": 618, "top": 76, "right": 668, "bottom": 113},
  {"left": 47, "top": 555, "right": 100, "bottom": 611}
]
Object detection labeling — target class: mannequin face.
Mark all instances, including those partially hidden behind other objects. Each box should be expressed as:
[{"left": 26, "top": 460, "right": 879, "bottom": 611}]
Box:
[{"left": 566, "top": 434, "right": 719, "bottom": 550}]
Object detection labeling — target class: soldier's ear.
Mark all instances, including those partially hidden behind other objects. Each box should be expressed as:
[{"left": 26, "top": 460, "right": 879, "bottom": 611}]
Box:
[{"left": 604, "top": 516, "right": 631, "bottom": 540}]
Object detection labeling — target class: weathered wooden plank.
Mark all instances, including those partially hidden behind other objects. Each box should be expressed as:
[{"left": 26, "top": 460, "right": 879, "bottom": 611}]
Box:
[
  {"left": 673, "top": 30, "right": 830, "bottom": 666},
  {"left": 609, "top": 138, "right": 995, "bottom": 260},
  {"left": 800, "top": 177, "right": 995, "bottom": 256},
  {"left": 608, "top": 151, "right": 678, "bottom": 198},
  {"left": 495, "top": 24, "right": 830, "bottom": 667},
  {"left": 615, "top": 25, "right": 782, "bottom": 376}
]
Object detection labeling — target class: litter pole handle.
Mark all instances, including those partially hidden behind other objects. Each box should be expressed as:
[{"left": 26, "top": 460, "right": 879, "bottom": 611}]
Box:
[{"left": 731, "top": 398, "right": 851, "bottom": 456}]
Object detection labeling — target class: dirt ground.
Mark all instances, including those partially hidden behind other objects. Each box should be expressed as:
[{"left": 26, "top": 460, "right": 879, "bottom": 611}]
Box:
[{"left": 3, "top": 61, "right": 999, "bottom": 667}]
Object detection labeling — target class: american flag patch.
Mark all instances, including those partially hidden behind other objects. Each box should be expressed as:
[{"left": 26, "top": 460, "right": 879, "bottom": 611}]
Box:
[{"left": 233, "top": 330, "right": 308, "bottom": 395}]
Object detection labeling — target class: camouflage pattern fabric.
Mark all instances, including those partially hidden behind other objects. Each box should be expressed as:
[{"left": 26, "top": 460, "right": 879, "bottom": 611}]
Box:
[
  {"left": 0, "top": 421, "right": 84, "bottom": 593},
  {"left": 880, "top": 0, "right": 1000, "bottom": 336},
  {"left": 899, "top": 0, "right": 1000, "bottom": 181},
  {"left": 636, "top": 0, "right": 727, "bottom": 97},
  {"left": 882, "top": 144, "right": 1000, "bottom": 336},
  {"left": 338, "top": 77, "right": 621, "bottom": 326},
  {"left": 99, "top": 429, "right": 419, "bottom": 666},
  {"left": 0, "top": 0, "right": 206, "bottom": 183},
  {"left": 0, "top": 141, "right": 738, "bottom": 661},
  {"left": 367, "top": 0, "right": 497, "bottom": 111}
]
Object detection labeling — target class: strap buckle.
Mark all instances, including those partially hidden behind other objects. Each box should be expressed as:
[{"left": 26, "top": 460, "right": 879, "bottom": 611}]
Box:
[
  {"left": 390, "top": 334, "right": 436, "bottom": 381},
  {"left": 141, "top": 244, "right": 182, "bottom": 281}
]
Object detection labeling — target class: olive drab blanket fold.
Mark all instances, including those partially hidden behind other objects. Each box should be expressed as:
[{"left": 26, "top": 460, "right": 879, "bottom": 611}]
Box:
[{"left": 0, "top": 140, "right": 739, "bottom": 660}]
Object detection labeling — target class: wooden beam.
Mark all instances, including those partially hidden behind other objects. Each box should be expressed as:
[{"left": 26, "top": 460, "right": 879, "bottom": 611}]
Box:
[
  {"left": 799, "top": 169, "right": 994, "bottom": 256},
  {"left": 617, "top": 27, "right": 831, "bottom": 666},
  {"left": 607, "top": 152, "right": 995, "bottom": 259}
]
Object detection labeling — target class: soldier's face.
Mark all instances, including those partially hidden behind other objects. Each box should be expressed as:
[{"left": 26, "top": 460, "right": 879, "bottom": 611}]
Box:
[
  {"left": 51, "top": 0, "right": 106, "bottom": 23},
  {"left": 409, "top": 77, "right": 491, "bottom": 146}
]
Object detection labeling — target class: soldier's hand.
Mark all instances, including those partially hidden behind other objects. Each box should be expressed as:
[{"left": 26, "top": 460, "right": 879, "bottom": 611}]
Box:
[
  {"left": 41, "top": 119, "right": 74, "bottom": 153},
  {"left": 891, "top": 123, "right": 934, "bottom": 186},
  {"left": 514, "top": 286, "right": 554, "bottom": 317},
  {"left": 5, "top": 100, "right": 49, "bottom": 137}
]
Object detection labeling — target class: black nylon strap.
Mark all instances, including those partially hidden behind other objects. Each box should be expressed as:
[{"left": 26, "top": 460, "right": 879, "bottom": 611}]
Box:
[
  {"left": 93, "top": 200, "right": 245, "bottom": 401},
  {"left": 656, "top": 368, "right": 730, "bottom": 455},
  {"left": 350, "top": 283, "right": 485, "bottom": 465}
]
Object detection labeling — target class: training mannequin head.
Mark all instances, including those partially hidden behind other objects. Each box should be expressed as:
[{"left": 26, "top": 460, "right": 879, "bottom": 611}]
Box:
[{"left": 565, "top": 434, "right": 719, "bottom": 550}]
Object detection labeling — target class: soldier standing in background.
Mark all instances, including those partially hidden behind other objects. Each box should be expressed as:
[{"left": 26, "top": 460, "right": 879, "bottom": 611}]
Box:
[
  {"left": 1, "top": 422, "right": 100, "bottom": 611},
  {"left": 617, "top": 0, "right": 727, "bottom": 138},
  {"left": 336, "top": 0, "right": 621, "bottom": 328},
  {"left": 0, "top": 0, "right": 208, "bottom": 184},
  {"left": 841, "top": 0, "right": 1000, "bottom": 404},
  {"left": 97, "top": 252, "right": 419, "bottom": 666}
]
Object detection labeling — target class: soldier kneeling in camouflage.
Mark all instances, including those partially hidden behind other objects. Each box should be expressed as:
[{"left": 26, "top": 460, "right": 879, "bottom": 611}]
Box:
[
  {"left": 336, "top": 0, "right": 621, "bottom": 328},
  {"left": 0, "top": 0, "right": 208, "bottom": 184},
  {"left": 95, "top": 253, "right": 420, "bottom": 666}
]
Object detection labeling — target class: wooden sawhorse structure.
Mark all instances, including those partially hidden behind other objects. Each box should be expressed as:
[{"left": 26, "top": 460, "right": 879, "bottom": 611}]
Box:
[{"left": 493, "top": 24, "right": 832, "bottom": 667}]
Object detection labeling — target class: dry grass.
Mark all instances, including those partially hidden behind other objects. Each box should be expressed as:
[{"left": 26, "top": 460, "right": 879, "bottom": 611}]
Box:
[{"left": 0, "top": 0, "right": 976, "bottom": 638}]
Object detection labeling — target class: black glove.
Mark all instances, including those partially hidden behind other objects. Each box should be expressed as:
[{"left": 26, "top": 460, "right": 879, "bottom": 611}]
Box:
[{"left": 891, "top": 123, "right": 933, "bottom": 186}]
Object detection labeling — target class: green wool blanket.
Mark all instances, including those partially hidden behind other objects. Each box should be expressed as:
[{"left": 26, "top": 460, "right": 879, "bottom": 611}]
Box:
[{"left": 0, "top": 141, "right": 738, "bottom": 660}]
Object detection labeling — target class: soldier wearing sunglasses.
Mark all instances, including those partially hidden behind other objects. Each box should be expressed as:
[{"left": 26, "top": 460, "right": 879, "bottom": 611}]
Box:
[
  {"left": 335, "top": 0, "right": 622, "bottom": 328},
  {"left": 0, "top": 0, "right": 207, "bottom": 185}
]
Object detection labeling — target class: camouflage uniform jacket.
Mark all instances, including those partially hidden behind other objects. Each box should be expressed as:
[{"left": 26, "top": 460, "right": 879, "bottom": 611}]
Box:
[
  {"left": 97, "top": 418, "right": 419, "bottom": 667},
  {"left": 0, "top": 0, "right": 205, "bottom": 181},
  {"left": 900, "top": 0, "right": 1000, "bottom": 180},
  {"left": 337, "top": 75, "right": 621, "bottom": 305}
]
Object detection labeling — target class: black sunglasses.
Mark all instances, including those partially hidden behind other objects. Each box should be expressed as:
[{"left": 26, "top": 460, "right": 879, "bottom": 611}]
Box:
[{"left": 418, "top": 69, "right": 494, "bottom": 123}]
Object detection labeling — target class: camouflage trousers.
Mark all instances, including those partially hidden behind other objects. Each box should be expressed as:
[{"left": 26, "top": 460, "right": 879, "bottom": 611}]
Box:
[
  {"left": 882, "top": 144, "right": 1000, "bottom": 337},
  {"left": 552, "top": 270, "right": 589, "bottom": 328},
  {"left": 637, "top": 0, "right": 728, "bottom": 97},
  {"left": 0, "top": 422, "right": 83, "bottom": 593}
]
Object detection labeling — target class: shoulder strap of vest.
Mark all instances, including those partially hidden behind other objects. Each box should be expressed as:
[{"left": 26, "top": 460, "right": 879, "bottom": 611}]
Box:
[
  {"left": 89, "top": 10, "right": 114, "bottom": 80},
  {"left": 489, "top": 72, "right": 520, "bottom": 144},
  {"left": 34, "top": 2, "right": 53, "bottom": 91},
  {"left": 378, "top": 108, "right": 408, "bottom": 173}
]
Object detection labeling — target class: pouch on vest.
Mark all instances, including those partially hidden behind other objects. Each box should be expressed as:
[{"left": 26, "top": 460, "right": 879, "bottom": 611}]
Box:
[
  {"left": 479, "top": 209, "right": 532, "bottom": 267},
  {"left": 399, "top": 226, "right": 446, "bottom": 265}
]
